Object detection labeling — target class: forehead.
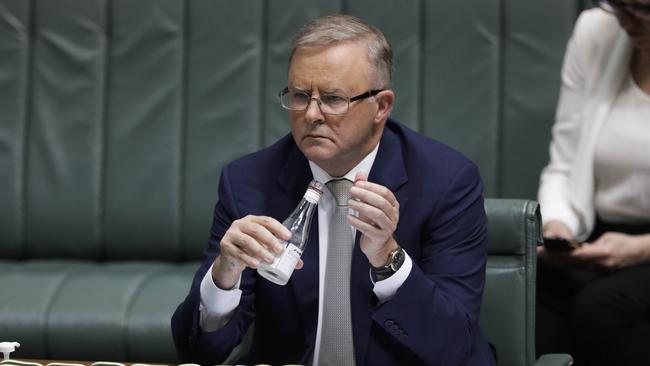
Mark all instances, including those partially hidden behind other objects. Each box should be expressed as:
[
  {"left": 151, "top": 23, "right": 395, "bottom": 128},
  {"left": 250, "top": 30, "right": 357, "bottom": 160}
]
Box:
[{"left": 288, "top": 42, "right": 374, "bottom": 90}]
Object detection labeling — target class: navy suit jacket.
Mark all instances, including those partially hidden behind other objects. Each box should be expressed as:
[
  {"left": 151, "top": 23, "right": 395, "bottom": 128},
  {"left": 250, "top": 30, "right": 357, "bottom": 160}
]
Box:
[{"left": 172, "top": 119, "right": 496, "bottom": 365}]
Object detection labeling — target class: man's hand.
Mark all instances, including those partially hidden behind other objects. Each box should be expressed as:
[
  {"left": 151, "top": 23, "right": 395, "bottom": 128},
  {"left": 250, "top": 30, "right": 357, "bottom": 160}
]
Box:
[
  {"left": 212, "top": 215, "right": 297, "bottom": 289},
  {"left": 347, "top": 171, "right": 400, "bottom": 267}
]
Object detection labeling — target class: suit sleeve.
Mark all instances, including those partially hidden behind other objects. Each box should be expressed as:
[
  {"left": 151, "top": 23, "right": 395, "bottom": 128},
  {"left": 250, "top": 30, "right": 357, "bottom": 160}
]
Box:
[
  {"left": 171, "top": 166, "right": 257, "bottom": 363},
  {"left": 371, "top": 162, "right": 491, "bottom": 366}
]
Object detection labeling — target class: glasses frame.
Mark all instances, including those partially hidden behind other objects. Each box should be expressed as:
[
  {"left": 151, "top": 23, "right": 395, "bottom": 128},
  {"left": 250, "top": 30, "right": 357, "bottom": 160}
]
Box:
[
  {"left": 593, "top": 0, "right": 650, "bottom": 15},
  {"left": 278, "top": 87, "right": 385, "bottom": 115}
]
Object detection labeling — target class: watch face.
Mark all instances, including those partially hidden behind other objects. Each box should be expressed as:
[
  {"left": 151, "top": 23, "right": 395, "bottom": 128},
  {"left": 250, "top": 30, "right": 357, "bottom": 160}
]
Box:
[{"left": 389, "top": 248, "right": 405, "bottom": 271}]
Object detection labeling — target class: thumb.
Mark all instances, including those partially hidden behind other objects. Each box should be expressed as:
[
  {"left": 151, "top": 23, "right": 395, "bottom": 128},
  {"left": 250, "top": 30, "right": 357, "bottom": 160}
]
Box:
[
  {"left": 295, "top": 258, "right": 304, "bottom": 270},
  {"left": 355, "top": 170, "right": 368, "bottom": 183}
]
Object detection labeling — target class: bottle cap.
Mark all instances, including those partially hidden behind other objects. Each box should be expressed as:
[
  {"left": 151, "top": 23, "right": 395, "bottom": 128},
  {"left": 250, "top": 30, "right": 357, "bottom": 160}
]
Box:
[
  {"left": 304, "top": 180, "right": 324, "bottom": 204},
  {"left": 0, "top": 342, "right": 20, "bottom": 360}
]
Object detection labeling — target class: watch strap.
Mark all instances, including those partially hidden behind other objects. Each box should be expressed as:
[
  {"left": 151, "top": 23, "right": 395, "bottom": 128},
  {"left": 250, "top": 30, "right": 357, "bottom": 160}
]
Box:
[{"left": 371, "top": 246, "right": 405, "bottom": 281}]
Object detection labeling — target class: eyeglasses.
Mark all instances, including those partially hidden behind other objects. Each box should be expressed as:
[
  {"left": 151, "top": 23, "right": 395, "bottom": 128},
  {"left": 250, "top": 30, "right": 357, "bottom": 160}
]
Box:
[
  {"left": 593, "top": 0, "right": 650, "bottom": 15},
  {"left": 278, "top": 87, "right": 384, "bottom": 115}
]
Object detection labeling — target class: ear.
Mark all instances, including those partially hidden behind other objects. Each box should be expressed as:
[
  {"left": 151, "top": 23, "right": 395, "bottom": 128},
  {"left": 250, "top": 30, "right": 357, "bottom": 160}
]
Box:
[{"left": 374, "top": 89, "right": 395, "bottom": 123}]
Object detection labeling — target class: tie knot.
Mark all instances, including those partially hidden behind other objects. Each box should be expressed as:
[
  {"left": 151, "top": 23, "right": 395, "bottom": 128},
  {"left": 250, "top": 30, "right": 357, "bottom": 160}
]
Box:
[{"left": 326, "top": 179, "right": 353, "bottom": 206}]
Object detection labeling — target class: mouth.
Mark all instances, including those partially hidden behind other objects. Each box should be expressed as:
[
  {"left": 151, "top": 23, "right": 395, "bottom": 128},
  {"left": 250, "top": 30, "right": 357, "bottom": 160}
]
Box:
[{"left": 305, "top": 134, "right": 330, "bottom": 140}]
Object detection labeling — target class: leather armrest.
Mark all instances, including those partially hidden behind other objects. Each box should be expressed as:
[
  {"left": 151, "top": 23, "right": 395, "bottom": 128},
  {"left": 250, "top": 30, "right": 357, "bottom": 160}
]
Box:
[{"left": 533, "top": 353, "right": 574, "bottom": 366}]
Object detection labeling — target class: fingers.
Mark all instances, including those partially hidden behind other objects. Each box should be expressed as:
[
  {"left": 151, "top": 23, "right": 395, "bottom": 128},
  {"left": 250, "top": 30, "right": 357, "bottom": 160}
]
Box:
[
  {"left": 573, "top": 232, "right": 630, "bottom": 268},
  {"left": 570, "top": 245, "right": 610, "bottom": 267},
  {"left": 354, "top": 170, "right": 368, "bottom": 183},
  {"left": 295, "top": 258, "right": 304, "bottom": 270},
  {"left": 347, "top": 179, "right": 399, "bottom": 251},
  {"left": 348, "top": 181, "right": 399, "bottom": 230},
  {"left": 352, "top": 180, "right": 399, "bottom": 208},
  {"left": 348, "top": 195, "right": 395, "bottom": 232},
  {"left": 252, "top": 215, "right": 292, "bottom": 244},
  {"left": 347, "top": 214, "right": 386, "bottom": 237},
  {"left": 552, "top": 234, "right": 622, "bottom": 268},
  {"left": 221, "top": 239, "right": 267, "bottom": 268},
  {"left": 221, "top": 215, "right": 289, "bottom": 269}
]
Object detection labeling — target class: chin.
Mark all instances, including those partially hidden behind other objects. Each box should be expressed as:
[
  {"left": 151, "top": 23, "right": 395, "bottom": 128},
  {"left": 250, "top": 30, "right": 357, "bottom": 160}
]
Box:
[
  {"left": 300, "top": 146, "right": 335, "bottom": 164},
  {"left": 298, "top": 136, "right": 335, "bottom": 156}
]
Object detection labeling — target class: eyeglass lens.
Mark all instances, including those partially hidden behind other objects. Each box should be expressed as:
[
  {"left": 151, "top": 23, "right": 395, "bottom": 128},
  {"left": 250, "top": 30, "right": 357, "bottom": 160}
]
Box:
[{"left": 280, "top": 90, "right": 350, "bottom": 115}]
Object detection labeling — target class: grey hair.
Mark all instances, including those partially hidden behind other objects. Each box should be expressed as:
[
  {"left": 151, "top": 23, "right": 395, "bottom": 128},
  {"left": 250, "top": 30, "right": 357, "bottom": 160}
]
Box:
[{"left": 289, "top": 14, "right": 393, "bottom": 88}]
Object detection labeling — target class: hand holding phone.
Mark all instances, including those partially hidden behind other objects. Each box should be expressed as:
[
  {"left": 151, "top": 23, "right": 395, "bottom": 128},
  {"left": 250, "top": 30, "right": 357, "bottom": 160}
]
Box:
[{"left": 543, "top": 237, "right": 582, "bottom": 252}]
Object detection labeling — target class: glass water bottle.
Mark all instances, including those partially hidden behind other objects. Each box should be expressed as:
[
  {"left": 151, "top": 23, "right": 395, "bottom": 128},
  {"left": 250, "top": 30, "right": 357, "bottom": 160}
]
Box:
[{"left": 257, "top": 180, "right": 324, "bottom": 285}]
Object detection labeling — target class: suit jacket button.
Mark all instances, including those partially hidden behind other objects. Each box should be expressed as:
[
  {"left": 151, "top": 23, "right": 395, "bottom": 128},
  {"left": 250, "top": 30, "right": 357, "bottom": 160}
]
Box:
[{"left": 385, "top": 319, "right": 394, "bottom": 326}]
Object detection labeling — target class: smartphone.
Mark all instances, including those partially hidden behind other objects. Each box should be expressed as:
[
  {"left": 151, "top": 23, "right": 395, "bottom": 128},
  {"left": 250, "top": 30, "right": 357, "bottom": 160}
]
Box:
[{"left": 543, "top": 237, "right": 581, "bottom": 252}]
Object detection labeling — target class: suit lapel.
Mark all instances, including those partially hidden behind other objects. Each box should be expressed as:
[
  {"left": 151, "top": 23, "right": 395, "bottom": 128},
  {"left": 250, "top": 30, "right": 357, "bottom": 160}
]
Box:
[{"left": 351, "top": 123, "right": 409, "bottom": 365}]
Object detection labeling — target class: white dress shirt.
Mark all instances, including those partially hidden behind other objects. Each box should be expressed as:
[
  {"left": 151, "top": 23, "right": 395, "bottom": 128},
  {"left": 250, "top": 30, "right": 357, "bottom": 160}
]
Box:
[{"left": 198, "top": 142, "right": 413, "bottom": 364}]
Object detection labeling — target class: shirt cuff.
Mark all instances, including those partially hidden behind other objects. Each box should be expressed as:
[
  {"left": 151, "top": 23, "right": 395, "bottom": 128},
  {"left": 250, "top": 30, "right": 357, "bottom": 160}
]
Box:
[
  {"left": 371, "top": 251, "right": 413, "bottom": 304},
  {"left": 199, "top": 263, "right": 243, "bottom": 332}
]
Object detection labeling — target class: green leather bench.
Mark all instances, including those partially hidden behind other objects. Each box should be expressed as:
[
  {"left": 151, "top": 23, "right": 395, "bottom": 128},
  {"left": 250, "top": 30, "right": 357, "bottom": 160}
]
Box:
[{"left": 0, "top": 0, "right": 581, "bottom": 363}]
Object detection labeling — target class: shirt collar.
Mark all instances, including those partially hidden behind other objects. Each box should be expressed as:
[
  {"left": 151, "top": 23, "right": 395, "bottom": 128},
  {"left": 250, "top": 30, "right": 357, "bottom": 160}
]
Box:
[{"left": 308, "top": 142, "right": 380, "bottom": 184}]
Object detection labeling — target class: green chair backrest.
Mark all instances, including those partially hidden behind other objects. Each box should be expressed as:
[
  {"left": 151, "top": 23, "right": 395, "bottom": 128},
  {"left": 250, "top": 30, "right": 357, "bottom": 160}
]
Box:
[{"left": 481, "top": 198, "right": 541, "bottom": 366}]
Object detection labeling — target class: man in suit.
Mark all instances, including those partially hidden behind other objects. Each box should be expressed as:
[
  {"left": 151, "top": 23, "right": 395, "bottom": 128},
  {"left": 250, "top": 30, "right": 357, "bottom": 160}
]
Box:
[{"left": 172, "top": 14, "right": 495, "bottom": 365}]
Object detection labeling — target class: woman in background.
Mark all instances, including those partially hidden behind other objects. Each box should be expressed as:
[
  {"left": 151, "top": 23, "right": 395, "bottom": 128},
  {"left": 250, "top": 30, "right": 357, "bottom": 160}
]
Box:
[{"left": 537, "top": 1, "right": 650, "bottom": 365}]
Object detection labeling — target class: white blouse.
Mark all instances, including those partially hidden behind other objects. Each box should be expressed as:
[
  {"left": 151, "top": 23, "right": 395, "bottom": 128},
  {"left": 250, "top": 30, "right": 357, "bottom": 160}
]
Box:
[
  {"left": 593, "top": 72, "right": 650, "bottom": 224},
  {"left": 537, "top": 8, "right": 635, "bottom": 240}
]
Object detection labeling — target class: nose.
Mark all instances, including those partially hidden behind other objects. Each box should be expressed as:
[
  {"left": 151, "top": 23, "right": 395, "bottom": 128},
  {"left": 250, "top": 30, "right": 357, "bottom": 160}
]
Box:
[{"left": 304, "top": 97, "right": 325, "bottom": 123}]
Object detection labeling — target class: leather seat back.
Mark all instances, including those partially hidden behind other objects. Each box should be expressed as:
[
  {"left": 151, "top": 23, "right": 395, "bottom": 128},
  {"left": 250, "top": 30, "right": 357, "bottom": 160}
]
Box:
[{"left": 481, "top": 198, "right": 542, "bottom": 366}]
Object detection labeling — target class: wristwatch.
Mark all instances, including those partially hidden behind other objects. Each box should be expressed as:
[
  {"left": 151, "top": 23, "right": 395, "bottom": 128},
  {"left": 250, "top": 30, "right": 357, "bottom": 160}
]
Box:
[{"left": 371, "top": 246, "right": 405, "bottom": 281}]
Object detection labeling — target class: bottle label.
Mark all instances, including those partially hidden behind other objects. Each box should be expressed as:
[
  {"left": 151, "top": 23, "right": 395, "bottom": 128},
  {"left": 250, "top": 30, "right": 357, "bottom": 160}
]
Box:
[
  {"left": 272, "top": 243, "right": 302, "bottom": 276},
  {"left": 304, "top": 188, "right": 322, "bottom": 204}
]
